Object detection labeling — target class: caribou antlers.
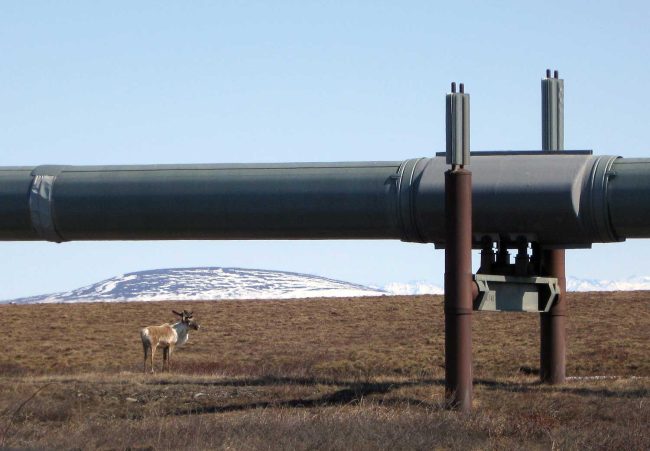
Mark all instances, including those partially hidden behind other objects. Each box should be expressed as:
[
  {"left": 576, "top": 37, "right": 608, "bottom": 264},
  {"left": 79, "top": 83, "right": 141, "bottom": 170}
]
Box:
[{"left": 172, "top": 309, "right": 193, "bottom": 320}]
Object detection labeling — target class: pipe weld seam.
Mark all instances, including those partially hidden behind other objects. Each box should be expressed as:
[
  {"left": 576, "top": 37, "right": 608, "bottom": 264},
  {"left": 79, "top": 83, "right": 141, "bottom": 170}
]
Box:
[
  {"left": 543, "top": 312, "right": 567, "bottom": 317},
  {"left": 444, "top": 308, "right": 474, "bottom": 315}
]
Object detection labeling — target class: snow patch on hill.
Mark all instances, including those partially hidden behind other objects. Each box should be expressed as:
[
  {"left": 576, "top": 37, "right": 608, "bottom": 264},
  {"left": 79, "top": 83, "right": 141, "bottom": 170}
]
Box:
[
  {"left": 566, "top": 275, "right": 650, "bottom": 292},
  {"left": 3, "top": 267, "right": 387, "bottom": 304},
  {"left": 383, "top": 281, "right": 444, "bottom": 295}
]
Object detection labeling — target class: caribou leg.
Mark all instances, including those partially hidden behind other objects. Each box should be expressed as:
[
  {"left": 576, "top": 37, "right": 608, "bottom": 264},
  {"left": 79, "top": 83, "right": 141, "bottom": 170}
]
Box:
[
  {"left": 163, "top": 347, "right": 169, "bottom": 372},
  {"left": 150, "top": 345, "right": 157, "bottom": 373},
  {"left": 143, "top": 344, "right": 149, "bottom": 374},
  {"left": 168, "top": 345, "right": 174, "bottom": 371}
]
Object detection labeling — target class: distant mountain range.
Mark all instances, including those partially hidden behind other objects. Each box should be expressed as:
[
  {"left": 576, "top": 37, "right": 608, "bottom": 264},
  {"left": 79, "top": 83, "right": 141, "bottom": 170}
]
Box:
[
  {"left": 394, "top": 276, "right": 650, "bottom": 293},
  {"left": 566, "top": 275, "right": 650, "bottom": 292},
  {"left": 2, "top": 267, "right": 649, "bottom": 304}
]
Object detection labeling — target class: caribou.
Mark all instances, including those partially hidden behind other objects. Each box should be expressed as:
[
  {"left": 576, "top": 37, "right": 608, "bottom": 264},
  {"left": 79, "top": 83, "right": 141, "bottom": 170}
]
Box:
[{"left": 140, "top": 309, "right": 200, "bottom": 373}]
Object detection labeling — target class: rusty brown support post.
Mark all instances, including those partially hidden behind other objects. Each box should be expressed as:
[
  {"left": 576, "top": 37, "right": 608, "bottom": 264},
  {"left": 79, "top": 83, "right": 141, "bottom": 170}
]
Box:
[
  {"left": 540, "top": 248, "right": 566, "bottom": 383},
  {"left": 445, "top": 168, "right": 473, "bottom": 410},
  {"left": 540, "top": 69, "right": 566, "bottom": 384},
  {"left": 444, "top": 82, "right": 473, "bottom": 411}
]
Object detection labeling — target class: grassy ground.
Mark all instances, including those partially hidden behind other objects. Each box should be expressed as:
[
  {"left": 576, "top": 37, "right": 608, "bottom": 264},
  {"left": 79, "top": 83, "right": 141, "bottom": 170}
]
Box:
[{"left": 1, "top": 292, "right": 648, "bottom": 449}]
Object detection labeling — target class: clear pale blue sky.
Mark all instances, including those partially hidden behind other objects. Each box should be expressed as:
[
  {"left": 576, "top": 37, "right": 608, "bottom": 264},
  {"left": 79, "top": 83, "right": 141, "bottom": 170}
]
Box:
[{"left": 1, "top": 1, "right": 649, "bottom": 299}]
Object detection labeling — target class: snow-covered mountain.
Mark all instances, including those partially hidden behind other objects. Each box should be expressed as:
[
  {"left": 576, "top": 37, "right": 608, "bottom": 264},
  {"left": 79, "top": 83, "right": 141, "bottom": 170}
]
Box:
[
  {"left": 383, "top": 281, "right": 443, "bottom": 295},
  {"left": 3, "top": 267, "right": 387, "bottom": 304},
  {"left": 566, "top": 275, "right": 650, "bottom": 292},
  {"left": 3, "top": 268, "right": 649, "bottom": 305},
  {"left": 391, "top": 276, "right": 650, "bottom": 294}
]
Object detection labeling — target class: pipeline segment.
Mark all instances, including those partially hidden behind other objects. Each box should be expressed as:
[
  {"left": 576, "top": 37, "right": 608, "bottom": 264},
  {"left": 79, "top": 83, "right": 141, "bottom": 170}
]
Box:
[{"left": 0, "top": 154, "right": 645, "bottom": 247}]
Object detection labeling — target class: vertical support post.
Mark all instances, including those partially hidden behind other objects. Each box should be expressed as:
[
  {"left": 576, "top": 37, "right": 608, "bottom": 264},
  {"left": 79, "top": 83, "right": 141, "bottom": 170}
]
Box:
[
  {"left": 540, "top": 69, "right": 566, "bottom": 384},
  {"left": 444, "top": 82, "right": 473, "bottom": 411},
  {"left": 478, "top": 238, "right": 495, "bottom": 274},
  {"left": 540, "top": 248, "right": 566, "bottom": 382}
]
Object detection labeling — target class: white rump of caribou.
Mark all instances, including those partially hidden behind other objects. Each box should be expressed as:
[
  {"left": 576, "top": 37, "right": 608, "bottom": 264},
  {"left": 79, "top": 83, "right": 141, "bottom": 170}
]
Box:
[{"left": 140, "top": 309, "right": 201, "bottom": 373}]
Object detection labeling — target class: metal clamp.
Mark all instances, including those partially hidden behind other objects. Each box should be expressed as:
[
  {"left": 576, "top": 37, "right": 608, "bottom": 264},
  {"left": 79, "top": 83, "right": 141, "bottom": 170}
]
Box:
[{"left": 473, "top": 274, "right": 560, "bottom": 312}]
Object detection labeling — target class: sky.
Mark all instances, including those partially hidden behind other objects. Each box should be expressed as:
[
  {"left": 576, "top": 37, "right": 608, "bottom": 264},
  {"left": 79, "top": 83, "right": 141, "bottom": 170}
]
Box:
[{"left": 1, "top": 1, "right": 649, "bottom": 299}]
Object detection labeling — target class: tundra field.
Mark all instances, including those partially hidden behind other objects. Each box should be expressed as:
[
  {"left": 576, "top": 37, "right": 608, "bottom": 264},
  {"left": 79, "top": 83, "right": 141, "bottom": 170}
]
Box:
[{"left": 1, "top": 292, "right": 648, "bottom": 450}]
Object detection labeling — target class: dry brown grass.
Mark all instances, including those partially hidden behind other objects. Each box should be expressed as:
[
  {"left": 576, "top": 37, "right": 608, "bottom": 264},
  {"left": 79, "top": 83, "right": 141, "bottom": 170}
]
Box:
[{"left": 1, "top": 292, "right": 649, "bottom": 449}]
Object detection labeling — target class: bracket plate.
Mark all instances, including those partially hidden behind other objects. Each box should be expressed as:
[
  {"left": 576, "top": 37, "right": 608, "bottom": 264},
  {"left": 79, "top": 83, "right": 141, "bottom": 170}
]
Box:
[{"left": 473, "top": 274, "right": 560, "bottom": 312}]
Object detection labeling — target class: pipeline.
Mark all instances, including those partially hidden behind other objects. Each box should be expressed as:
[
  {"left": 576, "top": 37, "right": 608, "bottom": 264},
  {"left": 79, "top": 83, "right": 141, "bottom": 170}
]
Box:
[{"left": 0, "top": 153, "right": 647, "bottom": 247}]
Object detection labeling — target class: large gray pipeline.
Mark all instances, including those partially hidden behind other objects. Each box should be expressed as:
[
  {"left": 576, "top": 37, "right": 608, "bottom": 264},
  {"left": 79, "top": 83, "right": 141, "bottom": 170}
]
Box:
[{"left": 0, "top": 153, "right": 647, "bottom": 248}]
